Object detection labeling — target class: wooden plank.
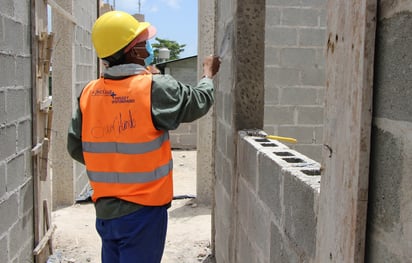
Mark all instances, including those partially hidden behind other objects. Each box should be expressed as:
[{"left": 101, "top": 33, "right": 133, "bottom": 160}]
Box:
[{"left": 315, "top": 0, "right": 377, "bottom": 262}]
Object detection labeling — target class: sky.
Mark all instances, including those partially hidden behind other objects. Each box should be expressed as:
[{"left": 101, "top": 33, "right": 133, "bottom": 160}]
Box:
[{"left": 112, "top": 0, "right": 198, "bottom": 58}]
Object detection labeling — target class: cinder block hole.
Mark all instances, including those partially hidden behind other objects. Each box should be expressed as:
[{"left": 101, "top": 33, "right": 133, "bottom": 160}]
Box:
[
  {"left": 302, "top": 169, "right": 321, "bottom": 176},
  {"left": 274, "top": 152, "right": 293, "bottom": 157},
  {"left": 254, "top": 138, "right": 270, "bottom": 142},
  {"left": 282, "top": 157, "right": 304, "bottom": 163},
  {"left": 261, "top": 143, "right": 278, "bottom": 147}
]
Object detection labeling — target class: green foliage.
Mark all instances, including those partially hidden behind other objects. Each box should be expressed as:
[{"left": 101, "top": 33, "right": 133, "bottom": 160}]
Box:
[{"left": 152, "top": 37, "right": 186, "bottom": 62}]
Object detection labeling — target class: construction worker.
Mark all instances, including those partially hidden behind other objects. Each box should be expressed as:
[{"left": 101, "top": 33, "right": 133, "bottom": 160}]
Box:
[{"left": 67, "top": 10, "right": 220, "bottom": 263}]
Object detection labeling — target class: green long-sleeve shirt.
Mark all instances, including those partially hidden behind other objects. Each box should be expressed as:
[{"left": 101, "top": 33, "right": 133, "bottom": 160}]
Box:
[{"left": 67, "top": 64, "right": 214, "bottom": 219}]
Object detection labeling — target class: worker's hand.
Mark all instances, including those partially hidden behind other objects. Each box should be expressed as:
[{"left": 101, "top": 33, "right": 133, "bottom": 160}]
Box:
[
  {"left": 146, "top": 65, "right": 161, "bottom": 74},
  {"left": 202, "top": 55, "right": 221, "bottom": 78}
]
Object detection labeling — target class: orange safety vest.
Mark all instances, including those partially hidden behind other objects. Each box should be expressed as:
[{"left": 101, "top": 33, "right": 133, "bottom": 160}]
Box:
[{"left": 79, "top": 74, "right": 173, "bottom": 206}]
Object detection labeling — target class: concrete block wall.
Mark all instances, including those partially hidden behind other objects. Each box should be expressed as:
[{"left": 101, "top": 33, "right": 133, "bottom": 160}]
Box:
[
  {"left": 365, "top": 3, "right": 412, "bottom": 262},
  {"left": 212, "top": 0, "right": 267, "bottom": 260},
  {"left": 264, "top": 0, "right": 326, "bottom": 162},
  {"left": 0, "top": 0, "right": 35, "bottom": 262},
  {"left": 231, "top": 131, "right": 321, "bottom": 262},
  {"left": 52, "top": 0, "right": 97, "bottom": 208}
]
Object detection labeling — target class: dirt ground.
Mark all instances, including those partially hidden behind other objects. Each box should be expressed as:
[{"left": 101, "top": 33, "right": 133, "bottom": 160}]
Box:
[{"left": 50, "top": 150, "right": 214, "bottom": 263}]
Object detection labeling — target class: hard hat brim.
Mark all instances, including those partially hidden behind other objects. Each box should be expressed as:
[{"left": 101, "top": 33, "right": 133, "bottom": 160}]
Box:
[{"left": 124, "top": 25, "right": 157, "bottom": 53}]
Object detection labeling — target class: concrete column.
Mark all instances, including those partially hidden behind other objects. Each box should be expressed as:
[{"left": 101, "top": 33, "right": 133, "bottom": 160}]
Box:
[
  {"left": 196, "top": 1, "right": 216, "bottom": 205},
  {"left": 212, "top": 0, "right": 266, "bottom": 261},
  {"left": 51, "top": 0, "right": 76, "bottom": 209}
]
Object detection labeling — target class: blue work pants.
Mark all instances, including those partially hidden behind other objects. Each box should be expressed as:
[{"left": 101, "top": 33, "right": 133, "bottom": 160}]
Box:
[{"left": 95, "top": 206, "right": 168, "bottom": 263}]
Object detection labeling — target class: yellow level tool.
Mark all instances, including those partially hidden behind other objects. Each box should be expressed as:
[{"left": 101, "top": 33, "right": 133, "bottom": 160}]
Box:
[{"left": 265, "top": 135, "right": 297, "bottom": 143}]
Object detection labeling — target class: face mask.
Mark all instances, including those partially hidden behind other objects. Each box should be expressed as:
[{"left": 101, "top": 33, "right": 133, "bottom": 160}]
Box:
[{"left": 144, "top": 41, "right": 154, "bottom": 66}]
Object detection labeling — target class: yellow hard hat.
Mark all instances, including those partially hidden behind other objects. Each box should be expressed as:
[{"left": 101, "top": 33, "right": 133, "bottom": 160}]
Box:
[{"left": 92, "top": 11, "right": 154, "bottom": 58}]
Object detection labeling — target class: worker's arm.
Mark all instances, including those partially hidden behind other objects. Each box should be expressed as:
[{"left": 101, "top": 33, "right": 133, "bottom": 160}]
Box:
[
  {"left": 151, "top": 74, "right": 215, "bottom": 130},
  {"left": 151, "top": 55, "right": 220, "bottom": 130},
  {"left": 67, "top": 99, "right": 85, "bottom": 164}
]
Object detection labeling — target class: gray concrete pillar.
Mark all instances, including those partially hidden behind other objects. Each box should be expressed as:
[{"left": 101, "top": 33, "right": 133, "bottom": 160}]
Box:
[
  {"left": 51, "top": 0, "right": 76, "bottom": 209},
  {"left": 196, "top": 0, "right": 216, "bottom": 205}
]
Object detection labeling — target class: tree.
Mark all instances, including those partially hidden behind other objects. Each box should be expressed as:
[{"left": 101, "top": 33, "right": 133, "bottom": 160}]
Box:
[{"left": 152, "top": 37, "right": 186, "bottom": 62}]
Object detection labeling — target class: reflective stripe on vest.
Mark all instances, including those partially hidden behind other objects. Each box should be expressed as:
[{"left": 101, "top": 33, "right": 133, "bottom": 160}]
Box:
[
  {"left": 87, "top": 159, "right": 173, "bottom": 183},
  {"left": 82, "top": 132, "right": 169, "bottom": 154}
]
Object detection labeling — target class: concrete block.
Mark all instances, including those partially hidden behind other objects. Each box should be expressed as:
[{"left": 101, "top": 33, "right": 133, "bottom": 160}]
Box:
[
  {"left": 216, "top": 121, "right": 228, "bottom": 155},
  {"left": 17, "top": 120, "right": 30, "bottom": 151},
  {"left": 264, "top": 106, "right": 295, "bottom": 125},
  {"left": 238, "top": 137, "right": 259, "bottom": 189},
  {"left": 3, "top": 17, "right": 23, "bottom": 54},
  {"left": 266, "top": 67, "right": 301, "bottom": 86},
  {"left": 0, "top": 54, "right": 16, "bottom": 87},
  {"left": 297, "top": 106, "right": 324, "bottom": 125},
  {"left": 267, "top": 0, "right": 300, "bottom": 6},
  {"left": 299, "top": 28, "right": 326, "bottom": 47},
  {"left": 265, "top": 7, "right": 281, "bottom": 26},
  {"left": 0, "top": 234, "right": 8, "bottom": 263},
  {"left": 9, "top": 212, "right": 33, "bottom": 257},
  {"left": 0, "top": 90, "right": 5, "bottom": 124},
  {"left": 223, "top": 93, "right": 233, "bottom": 123},
  {"left": 302, "top": 0, "right": 326, "bottom": 8},
  {"left": 14, "top": 0, "right": 30, "bottom": 25},
  {"left": 282, "top": 8, "right": 320, "bottom": 27},
  {"left": 373, "top": 12, "right": 412, "bottom": 122},
  {"left": 0, "top": 124, "right": 17, "bottom": 160},
  {"left": 17, "top": 238, "right": 34, "bottom": 263},
  {"left": 6, "top": 88, "right": 30, "bottom": 121},
  {"left": 270, "top": 221, "right": 299, "bottom": 263},
  {"left": 15, "top": 56, "right": 31, "bottom": 87},
  {"left": 221, "top": 155, "right": 234, "bottom": 196},
  {"left": 264, "top": 86, "right": 280, "bottom": 105},
  {"left": 0, "top": 192, "right": 19, "bottom": 234},
  {"left": 6, "top": 154, "right": 25, "bottom": 191},
  {"left": 0, "top": 0, "right": 14, "bottom": 17},
  {"left": 265, "top": 46, "right": 280, "bottom": 66},
  {"left": 265, "top": 27, "right": 298, "bottom": 46},
  {"left": 247, "top": 194, "right": 271, "bottom": 257},
  {"left": 365, "top": 237, "right": 402, "bottom": 263},
  {"left": 283, "top": 168, "right": 319, "bottom": 259},
  {"left": 237, "top": 178, "right": 252, "bottom": 228},
  {"left": 0, "top": 162, "right": 5, "bottom": 197},
  {"left": 368, "top": 126, "right": 401, "bottom": 232},
  {"left": 257, "top": 152, "right": 282, "bottom": 220},
  {"left": 0, "top": 235, "right": 9, "bottom": 262},
  {"left": 236, "top": 226, "right": 258, "bottom": 263},
  {"left": 19, "top": 180, "right": 33, "bottom": 216},
  {"left": 280, "top": 48, "right": 317, "bottom": 69},
  {"left": 214, "top": 183, "right": 231, "bottom": 263},
  {"left": 301, "top": 67, "right": 325, "bottom": 86},
  {"left": 280, "top": 87, "right": 320, "bottom": 106}
]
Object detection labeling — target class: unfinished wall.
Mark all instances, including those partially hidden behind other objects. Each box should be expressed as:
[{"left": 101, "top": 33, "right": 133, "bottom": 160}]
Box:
[
  {"left": 236, "top": 131, "right": 320, "bottom": 262},
  {"left": 212, "top": 0, "right": 266, "bottom": 261},
  {"left": 365, "top": 2, "right": 412, "bottom": 262},
  {"left": 264, "top": 0, "right": 326, "bottom": 162},
  {"left": 52, "top": 0, "right": 97, "bottom": 208},
  {"left": 0, "top": 0, "right": 34, "bottom": 262}
]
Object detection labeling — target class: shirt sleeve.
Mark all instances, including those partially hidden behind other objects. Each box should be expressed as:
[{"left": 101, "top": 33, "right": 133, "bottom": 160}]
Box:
[
  {"left": 151, "top": 74, "right": 214, "bottom": 130},
  {"left": 67, "top": 97, "right": 85, "bottom": 164}
]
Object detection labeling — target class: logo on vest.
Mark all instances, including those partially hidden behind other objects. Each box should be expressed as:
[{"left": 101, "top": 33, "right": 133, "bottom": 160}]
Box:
[
  {"left": 91, "top": 89, "right": 116, "bottom": 97},
  {"left": 112, "top": 95, "right": 136, "bottom": 104}
]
